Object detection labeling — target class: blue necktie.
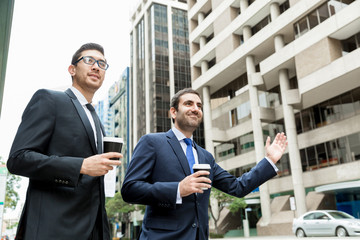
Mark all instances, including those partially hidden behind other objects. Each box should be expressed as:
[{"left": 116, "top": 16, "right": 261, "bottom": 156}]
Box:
[{"left": 184, "top": 138, "right": 195, "bottom": 174}]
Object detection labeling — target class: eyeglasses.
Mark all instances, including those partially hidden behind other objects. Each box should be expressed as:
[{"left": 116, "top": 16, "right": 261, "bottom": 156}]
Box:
[{"left": 74, "top": 56, "right": 109, "bottom": 70}]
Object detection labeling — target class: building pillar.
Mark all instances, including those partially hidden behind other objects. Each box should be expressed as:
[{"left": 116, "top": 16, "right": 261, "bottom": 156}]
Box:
[
  {"left": 243, "top": 26, "right": 252, "bottom": 41},
  {"left": 168, "top": 5, "right": 176, "bottom": 100},
  {"left": 199, "top": 36, "right": 206, "bottom": 49},
  {"left": 270, "top": 2, "right": 307, "bottom": 217},
  {"left": 198, "top": 12, "right": 205, "bottom": 23},
  {"left": 201, "top": 60, "right": 209, "bottom": 74},
  {"left": 246, "top": 55, "right": 272, "bottom": 225},
  {"left": 279, "top": 69, "right": 307, "bottom": 217},
  {"left": 270, "top": 2, "right": 280, "bottom": 21},
  {"left": 202, "top": 86, "right": 214, "bottom": 156},
  {"left": 144, "top": 10, "right": 151, "bottom": 134},
  {"left": 132, "top": 29, "right": 138, "bottom": 146},
  {"left": 240, "top": 0, "right": 249, "bottom": 13}
]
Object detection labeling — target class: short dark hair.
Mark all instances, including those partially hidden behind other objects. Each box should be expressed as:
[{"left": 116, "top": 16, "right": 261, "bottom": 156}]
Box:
[
  {"left": 71, "top": 43, "right": 105, "bottom": 65},
  {"left": 170, "top": 88, "right": 201, "bottom": 123}
]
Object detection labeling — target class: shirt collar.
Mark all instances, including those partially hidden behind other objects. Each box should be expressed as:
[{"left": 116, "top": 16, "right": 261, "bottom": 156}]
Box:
[
  {"left": 172, "top": 127, "right": 193, "bottom": 142},
  {"left": 70, "top": 86, "right": 89, "bottom": 106}
]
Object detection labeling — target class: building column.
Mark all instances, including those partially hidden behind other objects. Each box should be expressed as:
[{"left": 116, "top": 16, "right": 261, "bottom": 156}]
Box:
[
  {"left": 279, "top": 69, "right": 307, "bottom": 217},
  {"left": 198, "top": 12, "right": 205, "bottom": 23},
  {"left": 240, "top": 0, "right": 249, "bottom": 13},
  {"left": 168, "top": 5, "right": 176, "bottom": 100},
  {"left": 199, "top": 36, "right": 206, "bottom": 49},
  {"left": 271, "top": 2, "right": 307, "bottom": 217},
  {"left": 201, "top": 60, "right": 209, "bottom": 74},
  {"left": 246, "top": 55, "right": 272, "bottom": 225},
  {"left": 132, "top": 30, "right": 138, "bottom": 147},
  {"left": 202, "top": 86, "right": 214, "bottom": 156},
  {"left": 144, "top": 9, "right": 151, "bottom": 134}
]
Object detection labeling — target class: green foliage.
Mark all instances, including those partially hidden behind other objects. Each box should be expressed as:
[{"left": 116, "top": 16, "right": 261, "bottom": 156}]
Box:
[
  {"left": 1, "top": 158, "right": 21, "bottom": 212},
  {"left": 209, "top": 188, "right": 247, "bottom": 234},
  {"left": 209, "top": 232, "right": 224, "bottom": 238},
  {"left": 105, "top": 191, "right": 135, "bottom": 220}
]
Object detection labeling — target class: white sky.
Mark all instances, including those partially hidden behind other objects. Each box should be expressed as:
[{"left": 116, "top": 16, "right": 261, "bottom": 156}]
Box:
[{"left": 1, "top": 0, "right": 136, "bottom": 218}]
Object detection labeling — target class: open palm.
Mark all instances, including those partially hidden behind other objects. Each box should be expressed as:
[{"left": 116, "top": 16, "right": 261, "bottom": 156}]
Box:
[{"left": 265, "top": 132, "right": 288, "bottom": 164}]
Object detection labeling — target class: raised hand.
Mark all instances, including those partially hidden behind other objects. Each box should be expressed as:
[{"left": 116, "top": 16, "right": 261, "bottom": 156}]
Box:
[{"left": 265, "top": 132, "right": 288, "bottom": 164}]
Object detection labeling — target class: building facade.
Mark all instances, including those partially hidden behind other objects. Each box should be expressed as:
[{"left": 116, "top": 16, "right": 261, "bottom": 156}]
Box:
[
  {"left": 0, "top": 0, "right": 15, "bottom": 117},
  {"left": 129, "top": 0, "right": 204, "bottom": 154},
  {"left": 187, "top": 0, "right": 360, "bottom": 235},
  {"left": 106, "top": 67, "right": 130, "bottom": 191}
]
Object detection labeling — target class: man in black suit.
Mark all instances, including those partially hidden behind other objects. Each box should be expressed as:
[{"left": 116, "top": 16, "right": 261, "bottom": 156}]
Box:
[
  {"left": 121, "top": 88, "right": 288, "bottom": 240},
  {"left": 7, "top": 43, "right": 122, "bottom": 240}
]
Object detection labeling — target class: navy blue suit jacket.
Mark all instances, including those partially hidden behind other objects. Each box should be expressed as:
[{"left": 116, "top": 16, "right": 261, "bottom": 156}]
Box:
[
  {"left": 121, "top": 129, "right": 277, "bottom": 240},
  {"left": 7, "top": 89, "right": 109, "bottom": 240}
]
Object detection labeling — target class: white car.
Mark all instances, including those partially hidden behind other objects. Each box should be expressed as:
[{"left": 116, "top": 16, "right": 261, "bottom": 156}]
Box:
[{"left": 292, "top": 210, "right": 360, "bottom": 237}]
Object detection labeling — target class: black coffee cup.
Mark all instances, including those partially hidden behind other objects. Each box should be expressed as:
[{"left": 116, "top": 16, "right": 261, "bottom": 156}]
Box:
[
  {"left": 103, "top": 137, "right": 123, "bottom": 160},
  {"left": 192, "top": 163, "right": 211, "bottom": 190}
]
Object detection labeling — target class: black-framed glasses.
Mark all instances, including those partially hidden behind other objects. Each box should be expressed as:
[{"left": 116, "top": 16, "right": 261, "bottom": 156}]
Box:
[{"left": 74, "top": 56, "right": 109, "bottom": 70}]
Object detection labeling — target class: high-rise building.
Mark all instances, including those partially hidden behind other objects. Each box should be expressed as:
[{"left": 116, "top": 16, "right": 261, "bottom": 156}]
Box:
[
  {"left": 106, "top": 67, "right": 130, "bottom": 190},
  {"left": 0, "top": 0, "right": 15, "bottom": 117},
  {"left": 129, "top": 0, "right": 204, "bottom": 153},
  {"left": 187, "top": 0, "right": 360, "bottom": 236}
]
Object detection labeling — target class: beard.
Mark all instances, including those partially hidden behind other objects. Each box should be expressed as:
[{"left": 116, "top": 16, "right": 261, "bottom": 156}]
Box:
[{"left": 176, "top": 113, "right": 202, "bottom": 132}]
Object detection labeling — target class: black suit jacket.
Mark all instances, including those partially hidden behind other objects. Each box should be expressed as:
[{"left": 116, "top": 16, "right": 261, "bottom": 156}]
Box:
[
  {"left": 7, "top": 88, "right": 109, "bottom": 240},
  {"left": 121, "top": 130, "right": 277, "bottom": 240}
]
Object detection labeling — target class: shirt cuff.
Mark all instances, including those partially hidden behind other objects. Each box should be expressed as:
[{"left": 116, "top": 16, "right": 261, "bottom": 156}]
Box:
[
  {"left": 265, "top": 156, "right": 279, "bottom": 172},
  {"left": 176, "top": 183, "right": 182, "bottom": 204}
]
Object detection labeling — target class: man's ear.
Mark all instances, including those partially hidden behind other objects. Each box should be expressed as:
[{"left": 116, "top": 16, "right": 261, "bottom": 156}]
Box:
[
  {"left": 170, "top": 107, "right": 177, "bottom": 121},
  {"left": 68, "top": 65, "right": 76, "bottom": 76}
]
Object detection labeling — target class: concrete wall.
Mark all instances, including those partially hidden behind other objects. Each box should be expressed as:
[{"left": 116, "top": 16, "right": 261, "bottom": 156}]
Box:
[{"left": 295, "top": 38, "right": 342, "bottom": 79}]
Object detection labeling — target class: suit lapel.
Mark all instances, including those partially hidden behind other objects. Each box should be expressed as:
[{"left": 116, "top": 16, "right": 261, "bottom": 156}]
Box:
[
  {"left": 65, "top": 88, "right": 97, "bottom": 154},
  {"left": 166, "top": 130, "right": 192, "bottom": 176}
]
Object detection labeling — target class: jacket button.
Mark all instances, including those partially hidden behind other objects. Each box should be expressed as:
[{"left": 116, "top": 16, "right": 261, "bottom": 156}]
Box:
[{"left": 192, "top": 223, "right": 197, "bottom": 228}]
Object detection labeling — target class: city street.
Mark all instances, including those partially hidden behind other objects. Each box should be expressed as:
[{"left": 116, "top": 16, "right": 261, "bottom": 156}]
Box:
[{"left": 213, "top": 236, "right": 360, "bottom": 240}]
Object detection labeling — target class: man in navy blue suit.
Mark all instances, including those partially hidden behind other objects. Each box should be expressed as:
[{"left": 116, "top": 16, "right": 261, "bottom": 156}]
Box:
[{"left": 121, "top": 88, "right": 288, "bottom": 240}]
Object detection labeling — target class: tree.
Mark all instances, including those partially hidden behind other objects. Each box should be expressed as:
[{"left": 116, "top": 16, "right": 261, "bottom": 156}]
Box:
[
  {"left": 1, "top": 158, "right": 21, "bottom": 212},
  {"left": 208, "top": 188, "right": 247, "bottom": 234},
  {"left": 106, "top": 191, "right": 143, "bottom": 237}
]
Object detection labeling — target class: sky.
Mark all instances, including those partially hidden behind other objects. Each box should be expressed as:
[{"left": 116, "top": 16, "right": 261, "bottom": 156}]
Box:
[{"left": 0, "top": 0, "right": 136, "bottom": 218}]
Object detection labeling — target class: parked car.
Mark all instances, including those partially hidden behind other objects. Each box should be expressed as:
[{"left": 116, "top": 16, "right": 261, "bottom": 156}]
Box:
[{"left": 292, "top": 210, "right": 360, "bottom": 237}]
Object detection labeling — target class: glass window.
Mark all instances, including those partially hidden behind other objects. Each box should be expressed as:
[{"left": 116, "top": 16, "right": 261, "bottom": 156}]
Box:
[
  {"left": 304, "top": 213, "right": 315, "bottom": 220},
  {"left": 338, "top": 137, "right": 350, "bottom": 163},
  {"left": 348, "top": 133, "right": 360, "bottom": 161},
  {"left": 342, "top": 36, "right": 357, "bottom": 54},
  {"left": 317, "top": 143, "right": 328, "bottom": 167},
  {"left": 308, "top": 10, "right": 319, "bottom": 29},
  {"left": 298, "top": 18, "right": 309, "bottom": 36},
  {"left": 295, "top": 112, "right": 303, "bottom": 134},
  {"left": 340, "top": 92, "right": 355, "bottom": 119},
  {"left": 301, "top": 109, "right": 314, "bottom": 132},
  {"left": 326, "top": 141, "right": 339, "bottom": 165},
  {"left": 318, "top": 3, "right": 330, "bottom": 22},
  {"left": 300, "top": 149, "right": 308, "bottom": 171},
  {"left": 352, "top": 88, "right": 360, "bottom": 114},
  {"left": 307, "top": 146, "right": 318, "bottom": 171}
]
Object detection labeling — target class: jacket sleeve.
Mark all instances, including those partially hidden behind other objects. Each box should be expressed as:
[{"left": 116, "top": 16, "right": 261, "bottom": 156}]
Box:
[
  {"left": 121, "top": 134, "right": 178, "bottom": 209},
  {"left": 7, "top": 89, "right": 83, "bottom": 187},
  {"left": 212, "top": 157, "right": 277, "bottom": 197}
]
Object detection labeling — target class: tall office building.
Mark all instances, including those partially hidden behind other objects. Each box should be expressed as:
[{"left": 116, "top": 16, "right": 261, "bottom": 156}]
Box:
[
  {"left": 187, "top": 0, "right": 360, "bottom": 235},
  {"left": 0, "top": 0, "right": 15, "bottom": 117},
  {"left": 106, "top": 68, "right": 130, "bottom": 190},
  {"left": 129, "top": 0, "right": 204, "bottom": 153}
]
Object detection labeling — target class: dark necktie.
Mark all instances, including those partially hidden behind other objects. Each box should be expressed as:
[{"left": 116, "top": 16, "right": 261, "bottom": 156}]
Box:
[
  {"left": 86, "top": 103, "right": 103, "bottom": 154},
  {"left": 184, "top": 138, "right": 195, "bottom": 174}
]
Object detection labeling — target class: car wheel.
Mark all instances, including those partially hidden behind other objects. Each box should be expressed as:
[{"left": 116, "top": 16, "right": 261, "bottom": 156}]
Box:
[
  {"left": 296, "top": 228, "right": 306, "bottom": 238},
  {"left": 336, "top": 227, "right": 348, "bottom": 237}
]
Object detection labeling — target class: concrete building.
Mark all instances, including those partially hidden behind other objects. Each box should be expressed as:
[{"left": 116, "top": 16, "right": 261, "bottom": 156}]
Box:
[
  {"left": 0, "top": 0, "right": 15, "bottom": 117},
  {"left": 129, "top": 0, "right": 204, "bottom": 154},
  {"left": 106, "top": 67, "right": 130, "bottom": 191},
  {"left": 187, "top": 0, "right": 360, "bottom": 236}
]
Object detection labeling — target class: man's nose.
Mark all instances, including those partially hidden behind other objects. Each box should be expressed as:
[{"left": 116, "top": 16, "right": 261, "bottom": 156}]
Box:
[{"left": 91, "top": 62, "right": 100, "bottom": 71}]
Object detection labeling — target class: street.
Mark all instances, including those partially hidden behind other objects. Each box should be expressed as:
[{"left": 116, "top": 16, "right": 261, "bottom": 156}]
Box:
[{"left": 212, "top": 236, "right": 360, "bottom": 240}]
